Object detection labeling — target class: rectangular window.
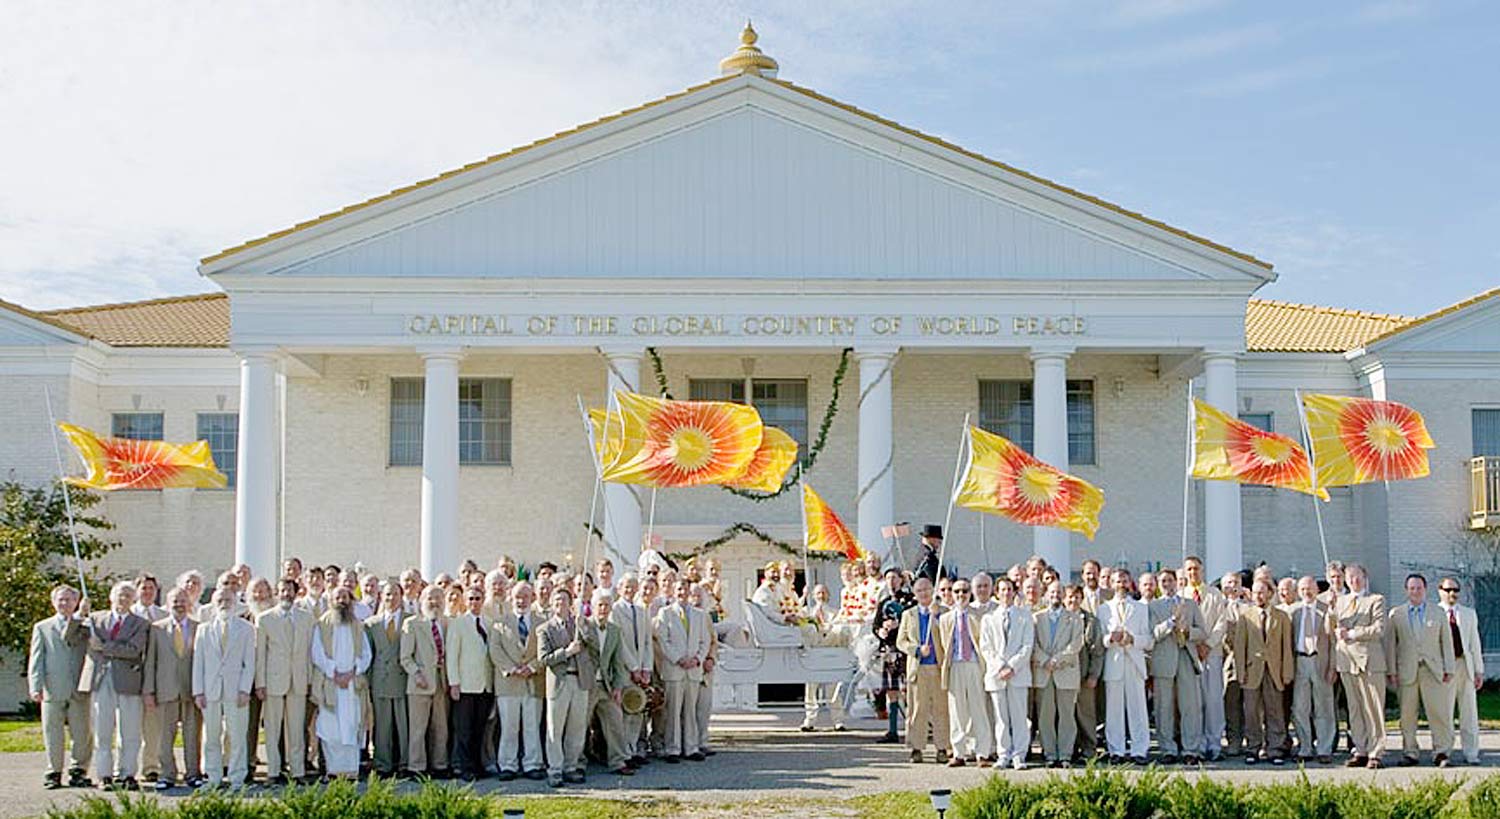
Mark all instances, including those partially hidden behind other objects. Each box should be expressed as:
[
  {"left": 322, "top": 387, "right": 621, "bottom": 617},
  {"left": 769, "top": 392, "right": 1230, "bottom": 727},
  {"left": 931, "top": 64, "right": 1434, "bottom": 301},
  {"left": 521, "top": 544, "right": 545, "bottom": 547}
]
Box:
[
  {"left": 1239, "top": 412, "right": 1274, "bottom": 433},
  {"left": 1474, "top": 409, "right": 1500, "bottom": 457},
  {"left": 196, "top": 413, "right": 238, "bottom": 487},
  {"left": 1474, "top": 576, "right": 1500, "bottom": 656},
  {"left": 389, "top": 377, "right": 512, "bottom": 466},
  {"left": 978, "top": 380, "right": 1096, "bottom": 465},
  {"left": 459, "top": 378, "right": 511, "bottom": 465},
  {"left": 111, "top": 412, "right": 164, "bottom": 441},
  {"left": 689, "top": 378, "right": 810, "bottom": 460}
]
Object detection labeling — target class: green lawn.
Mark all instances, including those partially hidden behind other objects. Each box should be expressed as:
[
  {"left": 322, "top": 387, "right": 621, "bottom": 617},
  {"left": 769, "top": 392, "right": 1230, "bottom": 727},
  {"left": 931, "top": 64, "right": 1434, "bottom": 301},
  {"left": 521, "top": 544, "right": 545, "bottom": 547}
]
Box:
[{"left": 0, "top": 717, "right": 43, "bottom": 753}]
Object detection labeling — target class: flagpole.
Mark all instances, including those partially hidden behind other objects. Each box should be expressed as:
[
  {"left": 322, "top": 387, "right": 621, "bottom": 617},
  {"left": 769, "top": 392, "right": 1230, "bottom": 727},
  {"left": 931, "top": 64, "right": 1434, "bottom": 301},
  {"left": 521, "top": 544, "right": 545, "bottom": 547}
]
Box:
[
  {"left": 42, "top": 386, "right": 91, "bottom": 601},
  {"left": 1181, "top": 379, "right": 1195, "bottom": 562},
  {"left": 1293, "top": 389, "right": 1331, "bottom": 567},
  {"left": 979, "top": 514, "right": 990, "bottom": 572},
  {"left": 646, "top": 487, "right": 658, "bottom": 548},
  {"left": 937, "top": 412, "right": 971, "bottom": 578},
  {"left": 800, "top": 480, "right": 811, "bottom": 603}
]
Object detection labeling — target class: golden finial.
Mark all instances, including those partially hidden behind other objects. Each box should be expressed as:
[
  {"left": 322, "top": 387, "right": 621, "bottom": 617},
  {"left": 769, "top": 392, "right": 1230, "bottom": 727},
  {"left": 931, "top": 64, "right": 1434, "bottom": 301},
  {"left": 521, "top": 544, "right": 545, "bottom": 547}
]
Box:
[{"left": 719, "top": 20, "right": 779, "bottom": 77}]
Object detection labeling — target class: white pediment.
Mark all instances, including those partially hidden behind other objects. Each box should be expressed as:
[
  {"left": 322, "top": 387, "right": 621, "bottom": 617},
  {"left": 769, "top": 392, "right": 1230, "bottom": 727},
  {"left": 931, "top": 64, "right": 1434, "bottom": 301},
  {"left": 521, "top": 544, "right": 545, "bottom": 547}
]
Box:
[
  {"left": 0, "top": 305, "right": 87, "bottom": 346},
  {"left": 204, "top": 76, "right": 1271, "bottom": 286},
  {"left": 1368, "top": 289, "right": 1500, "bottom": 354}
]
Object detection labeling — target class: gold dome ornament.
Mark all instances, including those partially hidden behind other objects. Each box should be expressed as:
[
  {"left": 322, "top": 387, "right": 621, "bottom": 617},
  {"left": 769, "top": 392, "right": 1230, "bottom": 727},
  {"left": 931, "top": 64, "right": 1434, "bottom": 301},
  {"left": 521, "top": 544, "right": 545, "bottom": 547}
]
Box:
[{"left": 719, "top": 21, "right": 779, "bottom": 77}]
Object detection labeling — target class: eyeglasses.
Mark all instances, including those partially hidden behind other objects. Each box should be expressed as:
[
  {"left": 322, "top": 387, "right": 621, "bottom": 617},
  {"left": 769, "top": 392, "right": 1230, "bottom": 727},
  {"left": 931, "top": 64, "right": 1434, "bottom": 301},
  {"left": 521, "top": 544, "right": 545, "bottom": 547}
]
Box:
[
  {"left": 953, "top": 587, "right": 971, "bottom": 595},
  {"left": 1440, "top": 586, "right": 1460, "bottom": 593}
]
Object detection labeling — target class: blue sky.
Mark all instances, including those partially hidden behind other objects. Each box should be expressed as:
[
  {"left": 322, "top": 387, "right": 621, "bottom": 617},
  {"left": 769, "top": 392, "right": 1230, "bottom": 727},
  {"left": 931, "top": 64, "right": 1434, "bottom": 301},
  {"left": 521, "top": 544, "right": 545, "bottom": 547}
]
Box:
[{"left": 2, "top": 0, "right": 1496, "bottom": 315}]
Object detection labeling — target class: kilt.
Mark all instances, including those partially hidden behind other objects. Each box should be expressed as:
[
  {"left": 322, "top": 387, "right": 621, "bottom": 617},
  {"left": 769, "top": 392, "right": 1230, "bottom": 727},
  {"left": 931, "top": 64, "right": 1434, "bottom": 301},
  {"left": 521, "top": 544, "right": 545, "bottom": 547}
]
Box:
[{"left": 880, "top": 649, "right": 907, "bottom": 693}]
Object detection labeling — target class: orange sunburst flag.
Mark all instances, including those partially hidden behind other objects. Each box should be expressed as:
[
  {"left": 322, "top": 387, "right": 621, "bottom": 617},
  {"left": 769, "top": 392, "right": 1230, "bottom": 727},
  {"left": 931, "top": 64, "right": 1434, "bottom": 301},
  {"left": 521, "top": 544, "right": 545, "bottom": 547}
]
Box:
[
  {"left": 1191, "top": 399, "right": 1327, "bottom": 500},
  {"left": 1301, "top": 393, "right": 1434, "bottom": 487},
  {"left": 724, "top": 426, "right": 799, "bottom": 492},
  {"left": 587, "top": 407, "right": 628, "bottom": 471},
  {"left": 955, "top": 425, "right": 1105, "bottom": 539},
  {"left": 803, "top": 483, "right": 865, "bottom": 560},
  {"left": 599, "top": 391, "right": 764, "bottom": 487},
  {"left": 58, "top": 423, "right": 228, "bottom": 491}
]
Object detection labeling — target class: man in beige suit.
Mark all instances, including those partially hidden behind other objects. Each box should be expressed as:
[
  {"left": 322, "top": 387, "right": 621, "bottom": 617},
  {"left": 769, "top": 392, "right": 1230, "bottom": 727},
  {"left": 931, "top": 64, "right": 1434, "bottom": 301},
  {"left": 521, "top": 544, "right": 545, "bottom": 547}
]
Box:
[
  {"left": 937, "top": 579, "right": 989, "bottom": 766},
  {"left": 1288, "top": 576, "right": 1337, "bottom": 763},
  {"left": 1182, "top": 556, "right": 1229, "bottom": 761},
  {"left": 28, "top": 584, "right": 92, "bottom": 790},
  {"left": 255, "top": 577, "right": 314, "bottom": 785},
  {"left": 400, "top": 586, "right": 450, "bottom": 777},
  {"left": 652, "top": 578, "right": 710, "bottom": 767},
  {"left": 83, "top": 581, "right": 150, "bottom": 790},
  {"left": 611, "top": 573, "right": 654, "bottom": 766},
  {"left": 490, "top": 581, "right": 544, "bottom": 780},
  {"left": 1231, "top": 580, "right": 1293, "bottom": 765},
  {"left": 193, "top": 588, "right": 257, "bottom": 788},
  {"left": 1437, "top": 577, "right": 1484, "bottom": 765},
  {"left": 1032, "top": 582, "right": 1084, "bottom": 767},
  {"left": 143, "top": 588, "right": 202, "bottom": 789},
  {"left": 1386, "top": 573, "right": 1455, "bottom": 767},
  {"left": 540, "top": 586, "right": 593, "bottom": 786},
  {"left": 1332, "top": 563, "right": 1387, "bottom": 768},
  {"left": 896, "top": 576, "right": 949, "bottom": 764}
]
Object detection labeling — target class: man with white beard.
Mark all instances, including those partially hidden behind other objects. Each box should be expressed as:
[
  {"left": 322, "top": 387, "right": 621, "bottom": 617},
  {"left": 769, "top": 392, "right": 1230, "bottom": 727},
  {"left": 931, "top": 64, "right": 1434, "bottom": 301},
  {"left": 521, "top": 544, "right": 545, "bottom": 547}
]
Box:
[{"left": 311, "top": 587, "right": 372, "bottom": 779}]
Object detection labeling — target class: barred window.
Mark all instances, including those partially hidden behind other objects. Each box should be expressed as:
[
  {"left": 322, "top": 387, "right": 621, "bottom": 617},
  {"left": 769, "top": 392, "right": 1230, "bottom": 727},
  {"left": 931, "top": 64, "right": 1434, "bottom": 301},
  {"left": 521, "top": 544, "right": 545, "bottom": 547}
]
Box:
[
  {"left": 111, "top": 412, "right": 164, "bottom": 441},
  {"left": 977, "top": 380, "right": 1096, "bottom": 465},
  {"left": 389, "top": 377, "right": 512, "bottom": 466},
  {"left": 689, "top": 378, "right": 810, "bottom": 460},
  {"left": 196, "top": 413, "right": 238, "bottom": 487},
  {"left": 1474, "top": 409, "right": 1500, "bottom": 457}
]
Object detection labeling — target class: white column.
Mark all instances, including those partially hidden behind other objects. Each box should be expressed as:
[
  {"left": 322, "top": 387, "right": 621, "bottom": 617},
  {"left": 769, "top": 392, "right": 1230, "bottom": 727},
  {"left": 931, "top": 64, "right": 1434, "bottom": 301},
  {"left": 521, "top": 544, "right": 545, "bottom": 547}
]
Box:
[
  {"left": 602, "top": 349, "right": 644, "bottom": 566},
  {"left": 1029, "top": 349, "right": 1072, "bottom": 576},
  {"left": 1202, "top": 352, "right": 1243, "bottom": 580},
  {"left": 234, "top": 351, "right": 278, "bottom": 580},
  {"left": 855, "top": 348, "right": 897, "bottom": 559},
  {"left": 420, "top": 349, "right": 462, "bottom": 579}
]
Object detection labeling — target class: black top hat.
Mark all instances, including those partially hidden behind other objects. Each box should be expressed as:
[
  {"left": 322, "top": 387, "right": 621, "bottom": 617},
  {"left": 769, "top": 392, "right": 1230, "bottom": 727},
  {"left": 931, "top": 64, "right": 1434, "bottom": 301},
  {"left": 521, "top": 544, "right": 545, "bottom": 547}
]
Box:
[{"left": 922, "top": 524, "right": 943, "bottom": 539}]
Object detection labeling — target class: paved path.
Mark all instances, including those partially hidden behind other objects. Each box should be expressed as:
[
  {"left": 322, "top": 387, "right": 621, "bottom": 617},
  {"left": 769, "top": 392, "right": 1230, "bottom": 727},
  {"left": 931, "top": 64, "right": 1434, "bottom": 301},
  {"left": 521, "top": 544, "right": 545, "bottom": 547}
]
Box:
[{"left": 4, "top": 711, "right": 1495, "bottom": 818}]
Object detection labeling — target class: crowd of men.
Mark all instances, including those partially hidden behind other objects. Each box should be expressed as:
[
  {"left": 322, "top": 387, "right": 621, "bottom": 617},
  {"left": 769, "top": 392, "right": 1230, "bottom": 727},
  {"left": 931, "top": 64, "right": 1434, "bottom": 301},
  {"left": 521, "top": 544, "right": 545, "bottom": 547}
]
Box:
[
  {"left": 25, "top": 526, "right": 1488, "bottom": 794},
  {"left": 27, "top": 554, "right": 721, "bottom": 792}
]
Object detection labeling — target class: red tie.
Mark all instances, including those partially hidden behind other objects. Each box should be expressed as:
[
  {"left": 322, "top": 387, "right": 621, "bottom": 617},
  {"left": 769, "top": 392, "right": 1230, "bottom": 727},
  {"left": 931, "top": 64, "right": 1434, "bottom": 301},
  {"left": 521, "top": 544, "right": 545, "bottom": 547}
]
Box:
[
  {"left": 109, "top": 617, "right": 122, "bottom": 640},
  {"left": 432, "top": 621, "right": 445, "bottom": 666}
]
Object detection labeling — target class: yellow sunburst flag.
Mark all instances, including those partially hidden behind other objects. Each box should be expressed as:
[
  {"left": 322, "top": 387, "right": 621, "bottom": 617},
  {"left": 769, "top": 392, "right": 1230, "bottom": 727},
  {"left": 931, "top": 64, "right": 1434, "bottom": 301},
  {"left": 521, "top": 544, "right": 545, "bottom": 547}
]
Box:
[
  {"left": 1191, "top": 399, "right": 1327, "bottom": 500},
  {"left": 599, "top": 391, "right": 764, "bottom": 487},
  {"left": 58, "top": 423, "right": 228, "bottom": 491},
  {"left": 724, "top": 426, "right": 799, "bottom": 492},
  {"left": 802, "top": 483, "right": 865, "bottom": 561},
  {"left": 1301, "top": 393, "right": 1434, "bottom": 487},
  {"left": 955, "top": 425, "right": 1104, "bottom": 539}
]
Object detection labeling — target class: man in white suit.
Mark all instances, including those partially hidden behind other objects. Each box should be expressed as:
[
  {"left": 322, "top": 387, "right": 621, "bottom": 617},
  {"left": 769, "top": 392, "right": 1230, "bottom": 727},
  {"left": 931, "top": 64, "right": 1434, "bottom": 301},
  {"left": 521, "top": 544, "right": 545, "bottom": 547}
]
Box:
[
  {"left": 192, "top": 589, "right": 256, "bottom": 789},
  {"left": 255, "top": 577, "right": 314, "bottom": 785},
  {"left": 611, "top": 573, "right": 654, "bottom": 766},
  {"left": 654, "top": 578, "right": 710, "bottom": 764},
  {"left": 979, "top": 577, "right": 1032, "bottom": 770},
  {"left": 1437, "top": 577, "right": 1484, "bottom": 766},
  {"left": 1100, "top": 568, "right": 1152, "bottom": 764},
  {"left": 444, "top": 585, "right": 493, "bottom": 782}
]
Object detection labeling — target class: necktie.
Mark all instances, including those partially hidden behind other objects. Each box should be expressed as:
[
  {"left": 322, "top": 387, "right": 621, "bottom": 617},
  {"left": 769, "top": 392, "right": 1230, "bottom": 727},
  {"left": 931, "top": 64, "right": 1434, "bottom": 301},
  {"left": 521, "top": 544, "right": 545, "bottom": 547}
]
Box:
[
  {"left": 956, "top": 612, "right": 968, "bottom": 661},
  {"left": 475, "top": 616, "right": 487, "bottom": 642},
  {"left": 680, "top": 607, "right": 689, "bottom": 634},
  {"left": 629, "top": 606, "right": 639, "bottom": 648},
  {"left": 109, "top": 615, "right": 122, "bottom": 640},
  {"left": 1409, "top": 605, "right": 1419, "bottom": 632},
  {"left": 1260, "top": 609, "right": 1268, "bottom": 640},
  {"left": 386, "top": 616, "right": 398, "bottom": 643},
  {"left": 431, "top": 621, "right": 445, "bottom": 666},
  {"left": 220, "top": 618, "right": 230, "bottom": 655},
  {"left": 518, "top": 615, "right": 530, "bottom": 643},
  {"left": 1192, "top": 586, "right": 1202, "bottom": 603},
  {"left": 173, "top": 621, "right": 186, "bottom": 657},
  {"left": 1450, "top": 609, "right": 1465, "bottom": 658}
]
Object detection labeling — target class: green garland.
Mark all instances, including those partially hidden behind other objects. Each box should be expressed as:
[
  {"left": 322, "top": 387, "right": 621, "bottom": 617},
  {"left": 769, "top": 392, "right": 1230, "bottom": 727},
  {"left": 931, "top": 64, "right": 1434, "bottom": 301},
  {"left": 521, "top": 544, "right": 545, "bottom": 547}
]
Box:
[
  {"left": 585, "top": 521, "right": 829, "bottom": 563},
  {"left": 645, "top": 346, "right": 674, "bottom": 399}
]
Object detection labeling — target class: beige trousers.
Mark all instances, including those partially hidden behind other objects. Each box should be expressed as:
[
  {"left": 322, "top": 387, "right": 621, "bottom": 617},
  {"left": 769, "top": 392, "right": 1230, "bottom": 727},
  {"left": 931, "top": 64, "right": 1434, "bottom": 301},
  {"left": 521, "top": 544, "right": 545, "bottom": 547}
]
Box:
[
  {"left": 406, "top": 691, "right": 451, "bottom": 773},
  {"left": 588, "top": 683, "right": 630, "bottom": 769},
  {"left": 1153, "top": 668, "right": 1204, "bottom": 756},
  {"left": 1399, "top": 665, "right": 1455, "bottom": 757},
  {"left": 946, "top": 662, "right": 991, "bottom": 758},
  {"left": 661, "top": 677, "right": 701, "bottom": 757},
  {"left": 694, "top": 673, "right": 714, "bottom": 754},
  {"left": 545, "top": 675, "right": 589, "bottom": 775},
  {"left": 139, "top": 700, "right": 162, "bottom": 778},
  {"left": 90, "top": 678, "right": 142, "bottom": 779},
  {"left": 1291, "top": 657, "right": 1335, "bottom": 757},
  {"left": 155, "top": 698, "right": 202, "bottom": 782},
  {"left": 907, "top": 664, "right": 950, "bottom": 752},
  {"left": 1340, "top": 670, "right": 1386, "bottom": 759},
  {"left": 41, "top": 694, "right": 91, "bottom": 776},
  {"left": 1242, "top": 682, "right": 1287, "bottom": 758},
  {"left": 1037, "top": 682, "right": 1078, "bottom": 762},
  {"left": 202, "top": 699, "right": 250, "bottom": 785},
  {"left": 262, "top": 693, "right": 308, "bottom": 778}
]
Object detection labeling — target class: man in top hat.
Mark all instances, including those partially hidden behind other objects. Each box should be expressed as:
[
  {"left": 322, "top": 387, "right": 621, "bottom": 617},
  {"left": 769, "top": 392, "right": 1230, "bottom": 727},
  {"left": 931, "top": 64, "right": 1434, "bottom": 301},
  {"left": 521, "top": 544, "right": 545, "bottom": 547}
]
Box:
[
  {"left": 916, "top": 525, "right": 943, "bottom": 583},
  {"left": 28, "top": 584, "right": 93, "bottom": 790}
]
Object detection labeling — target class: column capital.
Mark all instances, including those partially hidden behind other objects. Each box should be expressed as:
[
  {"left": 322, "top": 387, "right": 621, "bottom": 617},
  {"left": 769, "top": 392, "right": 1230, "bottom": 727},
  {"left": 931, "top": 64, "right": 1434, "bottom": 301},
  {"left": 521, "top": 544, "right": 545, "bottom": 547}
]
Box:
[
  {"left": 1027, "top": 346, "right": 1075, "bottom": 364},
  {"left": 597, "top": 346, "right": 646, "bottom": 363},
  {"left": 853, "top": 345, "right": 900, "bottom": 362},
  {"left": 1201, "top": 350, "right": 1240, "bottom": 364},
  {"left": 415, "top": 345, "right": 465, "bottom": 362},
  {"left": 231, "top": 346, "right": 281, "bottom": 362}
]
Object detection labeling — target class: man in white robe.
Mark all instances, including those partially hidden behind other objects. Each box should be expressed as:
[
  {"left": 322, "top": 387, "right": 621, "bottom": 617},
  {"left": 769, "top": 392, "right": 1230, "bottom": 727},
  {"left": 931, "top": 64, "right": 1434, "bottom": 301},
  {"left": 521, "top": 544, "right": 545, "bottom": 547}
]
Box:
[{"left": 311, "top": 588, "right": 371, "bottom": 778}]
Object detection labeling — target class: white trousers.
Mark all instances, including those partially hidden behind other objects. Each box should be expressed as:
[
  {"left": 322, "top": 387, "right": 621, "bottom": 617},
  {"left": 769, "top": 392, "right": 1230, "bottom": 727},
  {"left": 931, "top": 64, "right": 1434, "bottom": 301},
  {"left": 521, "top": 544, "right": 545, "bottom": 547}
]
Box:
[
  {"left": 497, "top": 695, "right": 543, "bottom": 773},
  {"left": 803, "top": 681, "right": 846, "bottom": 726},
  {"left": 1450, "top": 675, "right": 1481, "bottom": 764},
  {"left": 989, "top": 686, "right": 1030, "bottom": 764},
  {"left": 1199, "top": 652, "right": 1226, "bottom": 756},
  {"left": 1105, "top": 664, "right": 1149, "bottom": 759},
  {"left": 945, "top": 663, "right": 992, "bottom": 758},
  {"left": 202, "top": 699, "right": 250, "bottom": 785},
  {"left": 90, "top": 677, "right": 142, "bottom": 779},
  {"left": 662, "top": 677, "right": 701, "bottom": 757}
]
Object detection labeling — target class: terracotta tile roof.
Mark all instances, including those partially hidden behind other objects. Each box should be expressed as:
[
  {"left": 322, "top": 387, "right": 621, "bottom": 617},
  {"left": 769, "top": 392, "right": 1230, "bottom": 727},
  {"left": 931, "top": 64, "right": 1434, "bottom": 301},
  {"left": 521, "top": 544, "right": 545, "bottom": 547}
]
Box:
[
  {"left": 1245, "top": 298, "right": 1413, "bottom": 353},
  {"left": 201, "top": 74, "right": 1272, "bottom": 273},
  {"left": 40, "top": 293, "right": 229, "bottom": 348},
  {"left": 1360, "top": 285, "right": 1500, "bottom": 348}
]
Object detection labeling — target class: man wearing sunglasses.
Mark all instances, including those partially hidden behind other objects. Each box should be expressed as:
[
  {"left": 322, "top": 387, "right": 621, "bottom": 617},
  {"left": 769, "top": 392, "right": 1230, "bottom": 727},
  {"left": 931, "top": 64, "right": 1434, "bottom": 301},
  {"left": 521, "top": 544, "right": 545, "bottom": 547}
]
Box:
[
  {"left": 1436, "top": 578, "right": 1484, "bottom": 766},
  {"left": 938, "top": 580, "right": 991, "bottom": 766}
]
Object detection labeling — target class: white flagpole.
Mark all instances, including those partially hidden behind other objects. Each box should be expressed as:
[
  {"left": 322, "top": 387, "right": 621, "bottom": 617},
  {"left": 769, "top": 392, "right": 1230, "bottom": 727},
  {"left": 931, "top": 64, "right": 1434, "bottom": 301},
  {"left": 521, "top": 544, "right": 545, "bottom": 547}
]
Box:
[
  {"left": 937, "top": 412, "right": 972, "bottom": 578},
  {"left": 42, "top": 386, "right": 91, "bottom": 600},
  {"left": 800, "top": 480, "right": 811, "bottom": 602},
  {"left": 979, "top": 514, "right": 990, "bottom": 572},
  {"left": 646, "top": 487, "right": 658, "bottom": 548},
  {"left": 1181, "top": 379, "right": 1195, "bottom": 562},
  {"left": 1293, "top": 389, "right": 1331, "bottom": 567},
  {"left": 575, "top": 395, "right": 605, "bottom": 575}
]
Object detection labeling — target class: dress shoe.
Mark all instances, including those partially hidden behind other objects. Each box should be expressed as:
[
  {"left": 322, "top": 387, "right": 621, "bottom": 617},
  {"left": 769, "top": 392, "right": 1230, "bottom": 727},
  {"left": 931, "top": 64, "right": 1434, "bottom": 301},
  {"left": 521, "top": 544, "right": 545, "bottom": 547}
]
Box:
[
  {"left": 664, "top": 755, "right": 681, "bottom": 764},
  {"left": 1436, "top": 754, "right": 1450, "bottom": 768},
  {"left": 833, "top": 723, "right": 847, "bottom": 732},
  {"left": 877, "top": 733, "right": 900, "bottom": 744},
  {"left": 155, "top": 778, "right": 177, "bottom": 791},
  {"left": 799, "top": 723, "right": 815, "bottom": 732},
  {"left": 68, "top": 770, "right": 92, "bottom": 789},
  {"left": 935, "top": 750, "right": 950, "bottom": 764},
  {"left": 496, "top": 770, "right": 516, "bottom": 782},
  {"left": 547, "top": 775, "right": 564, "bottom": 788},
  {"left": 1345, "top": 756, "right": 1368, "bottom": 768},
  {"left": 1160, "top": 754, "right": 1179, "bottom": 765},
  {"left": 144, "top": 773, "right": 158, "bottom": 784},
  {"left": 1367, "top": 758, "right": 1384, "bottom": 769},
  {"left": 44, "top": 776, "right": 62, "bottom": 791},
  {"left": 1399, "top": 755, "right": 1419, "bottom": 767},
  {"left": 686, "top": 752, "right": 706, "bottom": 762},
  {"left": 524, "top": 769, "right": 546, "bottom": 780},
  {"left": 964, "top": 755, "right": 978, "bottom": 765},
  {"left": 946, "top": 757, "right": 965, "bottom": 767},
  {"left": 1183, "top": 755, "right": 1201, "bottom": 766},
  {"left": 910, "top": 750, "right": 924, "bottom": 763},
  {"left": 611, "top": 766, "right": 635, "bottom": 776},
  {"left": 1316, "top": 755, "right": 1332, "bottom": 765},
  {"left": 977, "top": 757, "right": 993, "bottom": 768},
  {"left": 564, "top": 770, "right": 585, "bottom": 784}
]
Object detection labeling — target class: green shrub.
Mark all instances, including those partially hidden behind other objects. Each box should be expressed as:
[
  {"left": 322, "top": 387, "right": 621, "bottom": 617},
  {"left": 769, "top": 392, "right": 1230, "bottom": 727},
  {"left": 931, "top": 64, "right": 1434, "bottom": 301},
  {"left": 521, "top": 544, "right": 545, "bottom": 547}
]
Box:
[
  {"left": 1159, "top": 775, "right": 1246, "bottom": 819},
  {"left": 1464, "top": 777, "right": 1500, "bottom": 819}
]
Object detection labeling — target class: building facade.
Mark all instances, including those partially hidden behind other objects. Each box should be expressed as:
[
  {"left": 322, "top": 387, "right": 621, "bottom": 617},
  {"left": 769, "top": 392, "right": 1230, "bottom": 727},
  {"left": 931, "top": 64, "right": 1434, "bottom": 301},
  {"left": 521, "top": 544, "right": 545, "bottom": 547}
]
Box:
[{"left": 4, "top": 33, "right": 1499, "bottom": 623}]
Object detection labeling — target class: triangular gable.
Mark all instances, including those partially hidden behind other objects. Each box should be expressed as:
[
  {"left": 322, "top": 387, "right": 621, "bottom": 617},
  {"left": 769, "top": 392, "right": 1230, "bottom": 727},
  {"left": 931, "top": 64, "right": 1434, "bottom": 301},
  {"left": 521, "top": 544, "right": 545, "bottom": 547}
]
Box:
[
  {"left": 0, "top": 298, "right": 91, "bottom": 346},
  {"left": 202, "top": 74, "right": 1272, "bottom": 284},
  {"left": 1364, "top": 286, "right": 1500, "bottom": 353}
]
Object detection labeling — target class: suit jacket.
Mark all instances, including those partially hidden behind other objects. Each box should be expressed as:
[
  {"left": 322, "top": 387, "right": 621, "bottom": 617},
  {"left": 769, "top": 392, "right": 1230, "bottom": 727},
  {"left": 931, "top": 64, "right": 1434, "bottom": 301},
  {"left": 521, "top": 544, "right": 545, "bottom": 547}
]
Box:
[
  {"left": 192, "top": 615, "right": 256, "bottom": 702},
  {"left": 143, "top": 616, "right": 197, "bottom": 702},
  {"left": 133, "top": 603, "right": 167, "bottom": 625},
  {"left": 445, "top": 612, "right": 493, "bottom": 694},
  {"left": 1441, "top": 603, "right": 1485, "bottom": 680},
  {"left": 611, "top": 600, "right": 654, "bottom": 675},
  {"left": 1332, "top": 592, "right": 1387, "bottom": 676},
  {"left": 896, "top": 604, "right": 945, "bottom": 683},
  {"left": 580, "top": 617, "right": 630, "bottom": 692},
  {"left": 1287, "top": 600, "right": 1335, "bottom": 679},
  {"left": 1148, "top": 596, "right": 1207, "bottom": 678},
  {"left": 652, "top": 603, "right": 710, "bottom": 684},
  {"left": 538, "top": 614, "right": 590, "bottom": 696},
  {"left": 364, "top": 611, "right": 409, "bottom": 698},
  {"left": 1031, "top": 607, "right": 1085, "bottom": 689},
  {"left": 255, "top": 604, "right": 314, "bottom": 697},
  {"left": 978, "top": 605, "right": 1033, "bottom": 691},
  {"left": 936, "top": 607, "right": 987, "bottom": 690},
  {"left": 1099, "top": 597, "right": 1151, "bottom": 682},
  {"left": 27, "top": 614, "right": 89, "bottom": 701},
  {"left": 82, "top": 610, "right": 150, "bottom": 695},
  {"left": 488, "top": 609, "right": 543, "bottom": 698},
  {"left": 399, "top": 614, "right": 448, "bottom": 696},
  {"left": 1386, "top": 602, "right": 1455, "bottom": 686},
  {"left": 1230, "top": 604, "right": 1293, "bottom": 691}
]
